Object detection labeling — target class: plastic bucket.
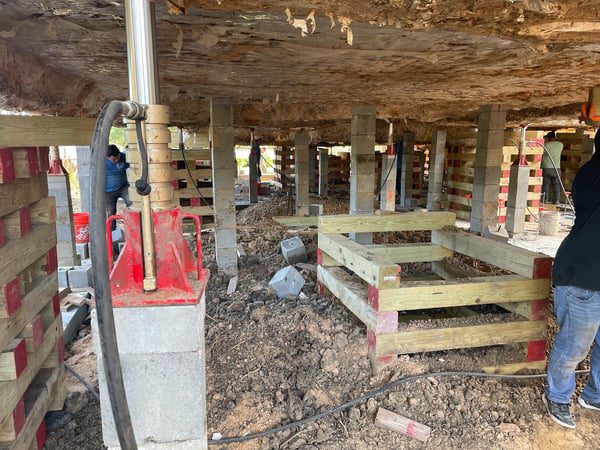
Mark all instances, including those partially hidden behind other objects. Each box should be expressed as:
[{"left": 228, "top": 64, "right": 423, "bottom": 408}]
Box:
[
  {"left": 73, "top": 212, "right": 90, "bottom": 243},
  {"left": 539, "top": 211, "right": 561, "bottom": 236}
]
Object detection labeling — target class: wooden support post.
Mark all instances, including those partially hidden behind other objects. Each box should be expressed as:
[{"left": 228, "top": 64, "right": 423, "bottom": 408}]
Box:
[
  {"left": 399, "top": 132, "right": 416, "bottom": 207},
  {"left": 318, "top": 147, "right": 329, "bottom": 198},
  {"left": 210, "top": 98, "right": 238, "bottom": 275},
  {"left": 427, "top": 130, "right": 446, "bottom": 211},
  {"left": 350, "top": 105, "right": 376, "bottom": 244},
  {"left": 295, "top": 131, "right": 311, "bottom": 216}
]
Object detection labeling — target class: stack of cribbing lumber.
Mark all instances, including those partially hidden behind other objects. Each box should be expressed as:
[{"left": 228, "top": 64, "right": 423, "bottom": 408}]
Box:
[
  {"left": 170, "top": 147, "right": 213, "bottom": 218},
  {"left": 0, "top": 146, "right": 66, "bottom": 450}
]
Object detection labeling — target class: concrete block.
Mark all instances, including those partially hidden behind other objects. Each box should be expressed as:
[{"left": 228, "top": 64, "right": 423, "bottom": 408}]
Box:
[
  {"left": 280, "top": 237, "right": 308, "bottom": 265},
  {"left": 68, "top": 265, "right": 93, "bottom": 288},
  {"left": 478, "top": 109, "right": 507, "bottom": 131},
  {"left": 309, "top": 204, "right": 323, "bottom": 216},
  {"left": 473, "top": 165, "right": 502, "bottom": 186},
  {"left": 482, "top": 226, "right": 510, "bottom": 243},
  {"left": 474, "top": 146, "right": 504, "bottom": 167},
  {"left": 111, "top": 228, "right": 124, "bottom": 243},
  {"left": 476, "top": 130, "right": 505, "bottom": 152},
  {"left": 269, "top": 266, "right": 305, "bottom": 299},
  {"left": 351, "top": 114, "right": 376, "bottom": 136},
  {"left": 76, "top": 242, "right": 89, "bottom": 260},
  {"left": 56, "top": 223, "right": 74, "bottom": 241},
  {"left": 118, "top": 242, "right": 125, "bottom": 253},
  {"left": 352, "top": 104, "right": 376, "bottom": 116},
  {"left": 58, "top": 267, "right": 70, "bottom": 288},
  {"left": 350, "top": 231, "right": 373, "bottom": 245}
]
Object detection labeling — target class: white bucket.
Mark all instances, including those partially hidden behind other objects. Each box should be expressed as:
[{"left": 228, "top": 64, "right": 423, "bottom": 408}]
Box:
[{"left": 540, "top": 211, "right": 561, "bottom": 236}]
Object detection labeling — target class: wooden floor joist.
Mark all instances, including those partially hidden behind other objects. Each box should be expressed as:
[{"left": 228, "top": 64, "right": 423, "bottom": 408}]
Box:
[
  {"left": 319, "top": 211, "right": 455, "bottom": 234},
  {"left": 0, "top": 176, "right": 48, "bottom": 218}
]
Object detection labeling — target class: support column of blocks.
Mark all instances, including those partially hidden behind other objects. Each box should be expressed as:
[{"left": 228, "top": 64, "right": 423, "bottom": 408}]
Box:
[
  {"left": 470, "top": 105, "right": 507, "bottom": 234},
  {"left": 505, "top": 160, "right": 530, "bottom": 236},
  {"left": 399, "top": 132, "right": 416, "bottom": 208},
  {"left": 210, "top": 98, "right": 238, "bottom": 275},
  {"left": 0, "top": 147, "right": 65, "bottom": 449},
  {"left": 350, "top": 105, "right": 376, "bottom": 245},
  {"left": 427, "top": 130, "right": 446, "bottom": 211},
  {"left": 75, "top": 146, "right": 91, "bottom": 213},
  {"left": 318, "top": 148, "right": 329, "bottom": 197},
  {"left": 294, "top": 131, "right": 311, "bottom": 216},
  {"left": 47, "top": 174, "right": 79, "bottom": 267},
  {"left": 308, "top": 145, "right": 317, "bottom": 194}
]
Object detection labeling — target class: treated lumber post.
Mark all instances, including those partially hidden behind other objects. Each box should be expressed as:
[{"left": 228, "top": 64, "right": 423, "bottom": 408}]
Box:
[
  {"left": 399, "top": 132, "right": 415, "bottom": 207},
  {"left": 350, "top": 105, "right": 376, "bottom": 244},
  {"left": 427, "top": 130, "right": 446, "bottom": 211},
  {"left": 526, "top": 256, "right": 553, "bottom": 363},
  {"left": 318, "top": 147, "right": 329, "bottom": 198},
  {"left": 367, "top": 285, "right": 399, "bottom": 373},
  {"left": 295, "top": 131, "right": 311, "bottom": 216}
]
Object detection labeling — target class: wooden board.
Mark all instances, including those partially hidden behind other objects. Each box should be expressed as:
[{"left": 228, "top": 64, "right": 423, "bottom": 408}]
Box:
[
  {"left": 0, "top": 116, "right": 95, "bottom": 147},
  {"left": 178, "top": 206, "right": 213, "bottom": 217},
  {"left": 365, "top": 243, "right": 452, "bottom": 264},
  {"left": 376, "top": 276, "right": 550, "bottom": 311},
  {"left": 318, "top": 212, "right": 456, "bottom": 234},
  {"left": 170, "top": 149, "right": 211, "bottom": 161},
  {"left": 375, "top": 320, "right": 546, "bottom": 356},
  {"left": 0, "top": 176, "right": 48, "bottom": 218},
  {"left": 317, "top": 266, "right": 377, "bottom": 330},
  {"left": 173, "top": 188, "right": 213, "bottom": 199},
  {"left": 273, "top": 216, "right": 318, "bottom": 228},
  {"left": 318, "top": 233, "right": 399, "bottom": 289},
  {"left": 431, "top": 229, "right": 549, "bottom": 279}
]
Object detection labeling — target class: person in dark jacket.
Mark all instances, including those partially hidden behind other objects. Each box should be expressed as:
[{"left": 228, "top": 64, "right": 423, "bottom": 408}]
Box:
[
  {"left": 105, "top": 145, "right": 132, "bottom": 227},
  {"left": 543, "top": 129, "right": 600, "bottom": 428}
]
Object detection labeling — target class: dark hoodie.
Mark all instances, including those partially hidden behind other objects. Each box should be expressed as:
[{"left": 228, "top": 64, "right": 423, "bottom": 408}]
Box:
[{"left": 552, "top": 130, "right": 600, "bottom": 291}]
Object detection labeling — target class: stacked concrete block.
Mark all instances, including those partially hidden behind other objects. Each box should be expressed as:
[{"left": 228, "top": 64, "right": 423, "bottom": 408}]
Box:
[
  {"left": 309, "top": 204, "right": 323, "bottom": 216},
  {"left": 470, "top": 105, "right": 507, "bottom": 234},
  {"left": 308, "top": 145, "right": 317, "bottom": 193},
  {"left": 399, "top": 132, "right": 416, "bottom": 208},
  {"left": 280, "top": 237, "right": 308, "bottom": 265},
  {"left": 295, "top": 131, "right": 311, "bottom": 216},
  {"left": 506, "top": 159, "right": 530, "bottom": 236},
  {"left": 318, "top": 148, "right": 329, "bottom": 197},
  {"left": 68, "top": 265, "right": 93, "bottom": 288},
  {"left": 350, "top": 105, "right": 376, "bottom": 245},
  {"left": 269, "top": 266, "right": 305, "bottom": 299},
  {"left": 76, "top": 242, "right": 89, "bottom": 260},
  {"left": 48, "top": 173, "right": 79, "bottom": 266},
  {"left": 427, "top": 130, "right": 447, "bottom": 211},
  {"left": 210, "top": 98, "right": 238, "bottom": 275},
  {"left": 76, "top": 146, "right": 91, "bottom": 213}
]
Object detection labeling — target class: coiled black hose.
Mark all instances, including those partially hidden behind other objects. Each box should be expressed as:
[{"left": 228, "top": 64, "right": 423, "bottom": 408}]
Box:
[
  {"left": 134, "top": 119, "right": 151, "bottom": 196},
  {"left": 90, "top": 100, "right": 138, "bottom": 450}
]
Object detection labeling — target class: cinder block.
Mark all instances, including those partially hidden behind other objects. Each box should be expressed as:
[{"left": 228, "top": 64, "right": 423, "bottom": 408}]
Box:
[
  {"left": 309, "top": 204, "right": 323, "bottom": 216},
  {"left": 269, "top": 266, "right": 305, "bottom": 299},
  {"left": 476, "top": 130, "right": 505, "bottom": 152},
  {"left": 58, "top": 267, "right": 70, "bottom": 288},
  {"left": 56, "top": 223, "right": 74, "bottom": 241},
  {"left": 111, "top": 228, "right": 124, "bottom": 243},
  {"left": 280, "top": 237, "right": 308, "bottom": 265},
  {"left": 75, "top": 243, "right": 89, "bottom": 260},
  {"left": 81, "top": 258, "right": 92, "bottom": 266},
  {"left": 67, "top": 266, "right": 92, "bottom": 288}
]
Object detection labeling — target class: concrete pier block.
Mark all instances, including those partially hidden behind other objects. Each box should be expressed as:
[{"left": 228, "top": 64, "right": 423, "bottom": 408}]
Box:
[
  {"left": 75, "top": 242, "right": 89, "bottom": 260},
  {"left": 280, "top": 237, "right": 308, "bottom": 265},
  {"left": 269, "top": 266, "right": 305, "bottom": 299},
  {"left": 67, "top": 265, "right": 92, "bottom": 288},
  {"left": 58, "top": 267, "right": 69, "bottom": 288}
]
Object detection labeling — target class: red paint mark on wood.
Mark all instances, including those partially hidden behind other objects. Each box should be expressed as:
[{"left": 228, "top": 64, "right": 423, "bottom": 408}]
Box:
[
  {"left": 52, "top": 293, "right": 60, "bottom": 317},
  {"left": 38, "top": 147, "right": 50, "bottom": 172},
  {"left": 533, "top": 257, "right": 553, "bottom": 279},
  {"left": 526, "top": 340, "right": 547, "bottom": 362},
  {"left": 12, "top": 398, "right": 26, "bottom": 437},
  {"left": 367, "top": 285, "right": 380, "bottom": 310},
  {"left": 3, "top": 278, "right": 22, "bottom": 317},
  {"left": 13, "top": 339, "right": 28, "bottom": 378},
  {"left": 45, "top": 247, "right": 58, "bottom": 274},
  {"left": 31, "top": 316, "right": 44, "bottom": 350},
  {"left": 19, "top": 207, "right": 32, "bottom": 236},
  {"left": 35, "top": 419, "right": 47, "bottom": 449},
  {"left": 0, "top": 148, "right": 16, "bottom": 184}
]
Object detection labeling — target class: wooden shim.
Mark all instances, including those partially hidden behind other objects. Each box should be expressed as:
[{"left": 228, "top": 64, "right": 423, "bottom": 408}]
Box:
[
  {"left": 365, "top": 244, "right": 452, "bottom": 264},
  {"left": 376, "top": 276, "right": 550, "bottom": 312},
  {"left": 0, "top": 117, "right": 95, "bottom": 147},
  {"left": 0, "top": 176, "right": 48, "bottom": 219},
  {"left": 0, "top": 275, "right": 57, "bottom": 352},
  {"left": 375, "top": 320, "right": 546, "bottom": 356},
  {"left": 318, "top": 212, "right": 456, "bottom": 234},
  {"left": 0, "top": 314, "right": 62, "bottom": 424},
  {"left": 0, "top": 367, "right": 62, "bottom": 450},
  {"left": 317, "top": 265, "right": 377, "bottom": 329},
  {"left": 318, "top": 233, "right": 399, "bottom": 289},
  {"left": 273, "top": 216, "right": 318, "bottom": 228},
  {"left": 0, "top": 340, "right": 27, "bottom": 381},
  {"left": 482, "top": 359, "right": 546, "bottom": 375},
  {"left": 173, "top": 188, "right": 213, "bottom": 199},
  {"left": 431, "top": 229, "right": 547, "bottom": 279},
  {"left": 375, "top": 408, "right": 431, "bottom": 443},
  {"left": 0, "top": 225, "right": 56, "bottom": 286}
]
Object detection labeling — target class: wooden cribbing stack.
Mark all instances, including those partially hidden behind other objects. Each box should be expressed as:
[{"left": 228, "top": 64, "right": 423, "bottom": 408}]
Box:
[
  {"left": 0, "top": 146, "right": 66, "bottom": 449},
  {"left": 316, "top": 211, "right": 552, "bottom": 374},
  {"left": 169, "top": 147, "right": 213, "bottom": 220}
]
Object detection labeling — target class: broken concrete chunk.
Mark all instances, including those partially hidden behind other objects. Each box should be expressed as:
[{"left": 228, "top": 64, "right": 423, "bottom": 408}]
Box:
[
  {"left": 280, "top": 236, "right": 307, "bottom": 265},
  {"left": 268, "top": 266, "right": 305, "bottom": 299}
]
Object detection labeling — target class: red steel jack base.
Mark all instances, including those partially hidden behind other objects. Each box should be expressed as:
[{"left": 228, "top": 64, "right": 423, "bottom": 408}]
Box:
[{"left": 106, "top": 208, "right": 208, "bottom": 307}]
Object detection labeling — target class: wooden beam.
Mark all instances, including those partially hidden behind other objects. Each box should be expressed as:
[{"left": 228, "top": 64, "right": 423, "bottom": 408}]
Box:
[
  {"left": 0, "top": 116, "right": 95, "bottom": 147},
  {"left": 0, "top": 175, "right": 48, "bottom": 218},
  {"left": 170, "top": 149, "right": 211, "bottom": 161},
  {"left": 376, "top": 276, "right": 550, "bottom": 311},
  {"left": 173, "top": 188, "right": 213, "bottom": 199},
  {"left": 365, "top": 243, "right": 452, "bottom": 264},
  {"left": 375, "top": 320, "right": 546, "bottom": 356},
  {"left": 318, "top": 233, "right": 399, "bottom": 288},
  {"left": 317, "top": 266, "right": 377, "bottom": 329},
  {"left": 273, "top": 216, "right": 318, "bottom": 228},
  {"left": 319, "top": 211, "right": 455, "bottom": 234},
  {"left": 431, "top": 229, "right": 550, "bottom": 279}
]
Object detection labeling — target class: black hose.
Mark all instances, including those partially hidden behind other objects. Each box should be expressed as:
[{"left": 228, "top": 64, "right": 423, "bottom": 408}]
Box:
[
  {"left": 65, "top": 363, "right": 100, "bottom": 402},
  {"left": 134, "top": 119, "right": 151, "bottom": 196},
  {"left": 90, "top": 100, "right": 138, "bottom": 450},
  {"left": 208, "top": 368, "right": 590, "bottom": 445}
]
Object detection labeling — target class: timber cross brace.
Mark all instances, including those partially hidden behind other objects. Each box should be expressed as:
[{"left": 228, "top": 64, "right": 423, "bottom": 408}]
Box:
[{"left": 316, "top": 211, "right": 552, "bottom": 374}]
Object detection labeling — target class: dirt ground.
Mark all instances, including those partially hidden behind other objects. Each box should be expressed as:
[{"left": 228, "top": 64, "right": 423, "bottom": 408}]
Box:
[{"left": 44, "top": 194, "right": 600, "bottom": 450}]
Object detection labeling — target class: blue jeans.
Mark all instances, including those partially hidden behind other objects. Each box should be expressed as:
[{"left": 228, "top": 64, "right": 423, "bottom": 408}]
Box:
[{"left": 546, "top": 285, "right": 600, "bottom": 403}]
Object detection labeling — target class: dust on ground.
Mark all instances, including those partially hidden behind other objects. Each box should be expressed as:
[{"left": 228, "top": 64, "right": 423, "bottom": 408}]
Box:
[{"left": 45, "top": 194, "right": 600, "bottom": 450}]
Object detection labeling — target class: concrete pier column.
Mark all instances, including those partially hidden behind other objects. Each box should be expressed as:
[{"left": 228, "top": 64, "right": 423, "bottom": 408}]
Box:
[
  {"left": 318, "top": 147, "right": 329, "bottom": 198},
  {"left": 249, "top": 136, "right": 259, "bottom": 204},
  {"left": 76, "top": 146, "right": 91, "bottom": 213},
  {"left": 48, "top": 148, "right": 79, "bottom": 267},
  {"left": 294, "top": 131, "right": 311, "bottom": 216},
  {"left": 309, "top": 144, "right": 317, "bottom": 193},
  {"left": 427, "top": 130, "right": 446, "bottom": 211},
  {"left": 506, "top": 157, "right": 530, "bottom": 237},
  {"left": 470, "top": 104, "right": 507, "bottom": 234},
  {"left": 350, "top": 105, "right": 376, "bottom": 244},
  {"left": 399, "top": 132, "right": 416, "bottom": 207},
  {"left": 210, "top": 98, "right": 238, "bottom": 275}
]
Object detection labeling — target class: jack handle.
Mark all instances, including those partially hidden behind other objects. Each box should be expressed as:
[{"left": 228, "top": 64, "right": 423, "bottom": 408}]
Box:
[
  {"left": 106, "top": 214, "right": 123, "bottom": 272},
  {"left": 183, "top": 212, "right": 203, "bottom": 279}
]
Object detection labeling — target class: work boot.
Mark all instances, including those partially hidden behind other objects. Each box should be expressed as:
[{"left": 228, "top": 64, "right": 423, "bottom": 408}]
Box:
[
  {"left": 543, "top": 394, "right": 576, "bottom": 429},
  {"left": 578, "top": 396, "right": 600, "bottom": 411}
]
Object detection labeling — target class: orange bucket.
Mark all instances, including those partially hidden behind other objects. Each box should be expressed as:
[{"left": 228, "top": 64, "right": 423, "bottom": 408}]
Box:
[{"left": 73, "top": 212, "right": 90, "bottom": 243}]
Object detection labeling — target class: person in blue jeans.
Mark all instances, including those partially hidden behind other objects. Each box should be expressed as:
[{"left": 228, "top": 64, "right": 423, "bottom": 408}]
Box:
[
  {"left": 105, "top": 145, "right": 132, "bottom": 230},
  {"left": 544, "top": 129, "right": 600, "bottom": 428}
]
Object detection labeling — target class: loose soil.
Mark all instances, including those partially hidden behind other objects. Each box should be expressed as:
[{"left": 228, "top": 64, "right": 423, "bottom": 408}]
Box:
[{"left": 45, "top": 194, "right": 600, "bottom": 450}]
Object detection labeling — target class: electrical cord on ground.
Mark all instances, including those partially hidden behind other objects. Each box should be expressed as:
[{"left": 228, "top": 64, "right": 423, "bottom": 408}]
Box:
[
  {"left": 65, "top": 363, "right": 100, "bottom": 402},
  {"left": 208, "top": 368, "right": 589, "bottom": 445},
  {"left": 178, "top": 128, "right": 214, "bottom": 210}
]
